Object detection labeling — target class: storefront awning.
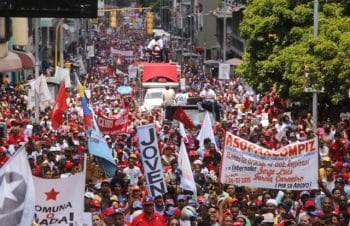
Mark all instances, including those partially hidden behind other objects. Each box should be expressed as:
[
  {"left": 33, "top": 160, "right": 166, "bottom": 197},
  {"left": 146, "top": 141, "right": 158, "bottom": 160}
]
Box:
[
  {"left": 13, "top": 50, "right": 35, "bottom": 69},
  {"left": 0, "top": 52, "right": 23, "bottom": 73}
]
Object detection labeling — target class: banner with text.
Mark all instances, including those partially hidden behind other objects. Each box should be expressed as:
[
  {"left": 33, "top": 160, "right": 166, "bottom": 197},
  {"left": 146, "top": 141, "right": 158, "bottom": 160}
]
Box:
[
  {"left": 34, "top": 172, "right": 85, "bottom": 225},
  {"left": 218, "top": 63, "right": 230, "bottom": 80},
  {"left": 96, "top": 109, "right": 129, "bottom": 135},
  {"left": 110, "top": 47, "right": 134, "bottom": 57},
  {"left": 137, "top": 124, "right": 167, "bottom": 197},
  {"left": 220, "top": 133, "right": 319, "bottom": 190}
]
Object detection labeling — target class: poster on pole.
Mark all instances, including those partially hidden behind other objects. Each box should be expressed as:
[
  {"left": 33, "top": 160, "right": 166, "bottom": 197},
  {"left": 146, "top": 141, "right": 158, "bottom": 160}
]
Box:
[
  {"left": 137, "top": 124, "right": 167, "bottom": 197},
  {"left": 86, "top": 46, "right": 95, "bottom": 58},
  {"left": 261, "top": 113, "right": 269, "bottom": 127},
  {"left": 218, "top": 63, "right": 230, "bottom": 80},
  {"left": 220, "top": 133, "right": 319, "bottom": 190}
]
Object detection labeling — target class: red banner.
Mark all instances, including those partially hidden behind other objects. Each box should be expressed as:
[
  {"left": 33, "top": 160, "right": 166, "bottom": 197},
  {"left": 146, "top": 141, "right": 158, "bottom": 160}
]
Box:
[{"left": 96, "top": 109, "right": 129, "bottom": 135}]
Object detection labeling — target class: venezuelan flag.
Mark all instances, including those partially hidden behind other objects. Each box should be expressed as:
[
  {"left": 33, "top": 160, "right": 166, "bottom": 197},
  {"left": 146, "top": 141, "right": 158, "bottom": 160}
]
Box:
[{"left": 78, "top": 83, "right": 93, "bottom": 128}]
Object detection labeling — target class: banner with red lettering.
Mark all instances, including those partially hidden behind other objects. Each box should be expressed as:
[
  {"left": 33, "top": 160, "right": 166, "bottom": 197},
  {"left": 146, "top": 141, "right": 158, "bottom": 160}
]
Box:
[
  {"left": 96, "top": 109, "right": 129, "bottom": 135},
  {"left": 220, "top": 133, "right": 319, "bottom": 190}
]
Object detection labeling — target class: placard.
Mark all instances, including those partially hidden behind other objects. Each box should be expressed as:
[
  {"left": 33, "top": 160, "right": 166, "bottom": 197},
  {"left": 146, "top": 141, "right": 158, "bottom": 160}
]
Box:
[
  {"left": 137, "top": 124, "right": 167, "bottom": 197},
  {"left": 220, "top": 133, "right": 319, "bottom": 190},
  {"left": 218, "top": 63, "right": 230, "bottom": 80}
]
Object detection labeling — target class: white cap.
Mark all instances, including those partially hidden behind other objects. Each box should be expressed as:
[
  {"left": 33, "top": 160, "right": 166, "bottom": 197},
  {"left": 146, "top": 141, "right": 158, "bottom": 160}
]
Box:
[
  {"left": 193, "top": 160, "right": 203, "bottom": 165},
  {"left": 84, "top": 192, "right": 94, "bottom": 199}
]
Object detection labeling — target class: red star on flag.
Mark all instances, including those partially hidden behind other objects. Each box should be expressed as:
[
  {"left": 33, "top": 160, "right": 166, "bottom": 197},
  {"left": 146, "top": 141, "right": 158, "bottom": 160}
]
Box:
[{"left": 45, "top": 188, "right": 59, "bottom": 201}]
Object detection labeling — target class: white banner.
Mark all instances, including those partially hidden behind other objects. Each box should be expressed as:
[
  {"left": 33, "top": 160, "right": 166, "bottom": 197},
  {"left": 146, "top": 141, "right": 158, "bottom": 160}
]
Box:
[
  {"left": 178, "top": 142, "right": 196, "bottom": 196},
  {"left": 128, "top": 64, "right": 138, "bottom": 80},
  {"left": 110, "top": 47, "right": 134, "bottom": 57},
  {"left": 180, "top": 78, "right": 186, "bottom": 91},
  {"left": 137, "top": 124, "right": 167, "bottom": 197},
  {"left": 218, "top": 63, "right": 230, "bottom": 80},
  {"left": 86, "top": 46, "right": 95, "bottom": 58},
  {"left": 31, "top": 75, "right": 52, "bottom": 109},
  {"left": 220, "top": 133, "right": 319, "bottom": 190},
  {"left": 34, "top": 172, "right": 85, "bottom": 225},
  {"left": 54, "top": 67, "right": 72, "bottom": 88},
  {"left": 261, "top": 112, "right": 269, "bottom": 127}
]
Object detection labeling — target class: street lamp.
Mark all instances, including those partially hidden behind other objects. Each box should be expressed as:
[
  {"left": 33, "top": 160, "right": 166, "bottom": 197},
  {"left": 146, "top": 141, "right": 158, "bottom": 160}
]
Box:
[{"left": 54, "top": 19, "right": 64, "bottom": 68}]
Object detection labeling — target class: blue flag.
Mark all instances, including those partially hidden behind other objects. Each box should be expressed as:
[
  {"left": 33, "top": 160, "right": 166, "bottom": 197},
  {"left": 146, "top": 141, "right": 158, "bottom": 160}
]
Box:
[{"left": 87, "top": 129, "right": 117, "bottom": 177}]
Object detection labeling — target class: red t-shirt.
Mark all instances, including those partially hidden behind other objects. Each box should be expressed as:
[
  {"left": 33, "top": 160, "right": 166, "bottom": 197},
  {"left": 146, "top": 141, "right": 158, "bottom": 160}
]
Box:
[{"left": 131, "top": 212, "right": 166, "bottom": 226}]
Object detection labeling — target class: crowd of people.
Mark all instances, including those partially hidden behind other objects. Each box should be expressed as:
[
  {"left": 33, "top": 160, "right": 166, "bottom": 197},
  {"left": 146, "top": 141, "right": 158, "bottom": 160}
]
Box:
[{"left": 1, "top": 17, "right": 350, "bottom": 226}]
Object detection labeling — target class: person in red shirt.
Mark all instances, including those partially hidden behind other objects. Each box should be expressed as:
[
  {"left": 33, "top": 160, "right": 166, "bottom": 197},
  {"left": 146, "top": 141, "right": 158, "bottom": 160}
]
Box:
[
  {"left": 8, "top": 127, "right": 25, "bottom": 145},
  {"left": 0, "top": 147, "right": 9, "bottom": 168},
  {"left": 329, "top": 133, "right": 346, "bottom": 161},
  {"left": 131, "top": 195, "right": 166, "bottom": 226}
]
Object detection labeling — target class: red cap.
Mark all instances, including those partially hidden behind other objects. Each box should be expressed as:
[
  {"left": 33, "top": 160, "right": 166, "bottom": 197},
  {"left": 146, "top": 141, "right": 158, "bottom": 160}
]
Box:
[
  {"left": 103, "top": 207, "right": 115, "bottom": 216},
  {"left": 65, "top": 161, "right": 74, "bottom": 169},
  {"left": 335, "top": 161, "right": 343, "bottom": 168},
  {"left": 89, "top": 199, "right": 101, "bottom": 208},
  {"left": 77, "top": 145, "right": 85, "bottom": 152},
  {"left": 204, "top": 151, "right": 211, "bottom": 158},
  {"left": 264, "top": 131, "right": 271, "bottom": 137},
  {"left": 189, "top": 151, "right": 197, "bottom": 156},
  {"left": 304, "top": 200, "right": 315, "bottom": 209}
]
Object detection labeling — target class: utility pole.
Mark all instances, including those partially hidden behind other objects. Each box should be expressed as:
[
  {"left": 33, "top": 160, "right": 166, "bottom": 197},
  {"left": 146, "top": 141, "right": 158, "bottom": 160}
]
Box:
[
  {"left": 312, "top": 0, "right": 318, "bottom": 131},
  {"left": 34, "top": 18, "right": 40, "bottom": 123},
  {"left": 60, "top": 20, "right": 64, "bottom": 68},
  {"left": 203, "top": 11, "right": 206, "bottom": 61},
  {"left": 190, "top": 1, "right": 193, "bottom": 62},
  {"left": 222, "top": 1, "right": 227, "bottom": 61}
]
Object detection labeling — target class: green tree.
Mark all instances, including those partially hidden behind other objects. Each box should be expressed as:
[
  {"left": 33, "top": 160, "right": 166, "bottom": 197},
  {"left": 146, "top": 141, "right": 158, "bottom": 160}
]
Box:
[{"left": 237, "top": 0, "right": 350, "bottom": 105}]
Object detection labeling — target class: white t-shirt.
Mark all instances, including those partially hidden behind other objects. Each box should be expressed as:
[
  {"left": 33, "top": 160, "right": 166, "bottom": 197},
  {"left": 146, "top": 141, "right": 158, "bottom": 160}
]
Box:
[
  {"left": 147, "top": 39, "right": 156, "bottom": 50},
  {"left": 199, "top": 89, "right": 216, "bottom": 101},
  {"left": 175, "top": 93, "right": 188, "bottom": 106},
  {"left": 123, "top": 166, "right": 142, "bottom": 186}
]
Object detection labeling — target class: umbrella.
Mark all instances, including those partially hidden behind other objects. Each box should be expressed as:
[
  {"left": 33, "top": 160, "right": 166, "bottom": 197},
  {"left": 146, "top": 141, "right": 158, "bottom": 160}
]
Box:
[
  {"left": 117, "top": 86, "right": 132, "bottom": 95},
  {"left": 224, "top": 58, "right": 242, "bottom": 66}
]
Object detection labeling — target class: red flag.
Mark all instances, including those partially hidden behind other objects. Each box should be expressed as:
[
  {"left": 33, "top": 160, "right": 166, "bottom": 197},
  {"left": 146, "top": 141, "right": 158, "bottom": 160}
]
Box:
[
  {"left": 51, "top": 81, "right": 67, "bottom": 130},
  {"left": 174, "top": 107, "right": 194, "bottom": 129}
]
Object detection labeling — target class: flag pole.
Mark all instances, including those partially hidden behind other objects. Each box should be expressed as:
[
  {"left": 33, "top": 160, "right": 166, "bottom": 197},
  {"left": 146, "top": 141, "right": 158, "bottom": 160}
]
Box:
[{"left": 82, "top": 153, "right": 87, "bottom": 211}]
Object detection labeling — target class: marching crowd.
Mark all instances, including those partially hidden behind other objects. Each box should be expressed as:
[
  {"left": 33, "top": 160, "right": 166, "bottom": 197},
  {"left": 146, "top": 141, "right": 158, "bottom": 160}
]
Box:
[{"left": 1, "top": 21, "right": 350, "bottom": 226}]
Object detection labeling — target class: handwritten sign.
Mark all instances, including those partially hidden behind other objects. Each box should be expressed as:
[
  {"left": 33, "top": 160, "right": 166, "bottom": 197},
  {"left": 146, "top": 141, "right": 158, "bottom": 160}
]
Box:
[{"left": 220, "top": 133, "right": 319, "bottom": 190}]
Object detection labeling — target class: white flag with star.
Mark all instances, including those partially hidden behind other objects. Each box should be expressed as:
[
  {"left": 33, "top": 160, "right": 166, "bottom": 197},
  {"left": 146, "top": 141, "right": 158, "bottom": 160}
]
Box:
[
  {"left": 33, "top": 172, "right": 85, "bottom": 225},
  {"left": 0, "top": 146, "right": 35, "bottom": 225}
]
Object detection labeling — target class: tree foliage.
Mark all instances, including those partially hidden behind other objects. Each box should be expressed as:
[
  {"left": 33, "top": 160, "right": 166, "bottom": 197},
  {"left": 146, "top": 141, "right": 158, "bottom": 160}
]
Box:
[{"left": 237, "top": 0, "right": 350, "bottom": 104}]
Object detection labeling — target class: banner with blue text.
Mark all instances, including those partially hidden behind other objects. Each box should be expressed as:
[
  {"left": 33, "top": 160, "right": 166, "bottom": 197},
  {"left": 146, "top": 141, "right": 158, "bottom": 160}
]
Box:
[{"left": 220, "top": 133, "right": 319, "bottom": 190}]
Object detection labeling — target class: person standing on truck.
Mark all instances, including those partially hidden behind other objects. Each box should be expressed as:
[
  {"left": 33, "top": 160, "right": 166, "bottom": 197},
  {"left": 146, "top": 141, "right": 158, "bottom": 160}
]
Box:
[
  {"left": 162, "top": 86, "right": 175, "bottom": 107},
  {"left": 161, "top": 34, "right": 169, "bottom": 62},
  {"left": 199, "top": 84, "right": 221, "bottom": 121},
  {"left": 156, "top": 36, "right": 164, "bottom": 62}
]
